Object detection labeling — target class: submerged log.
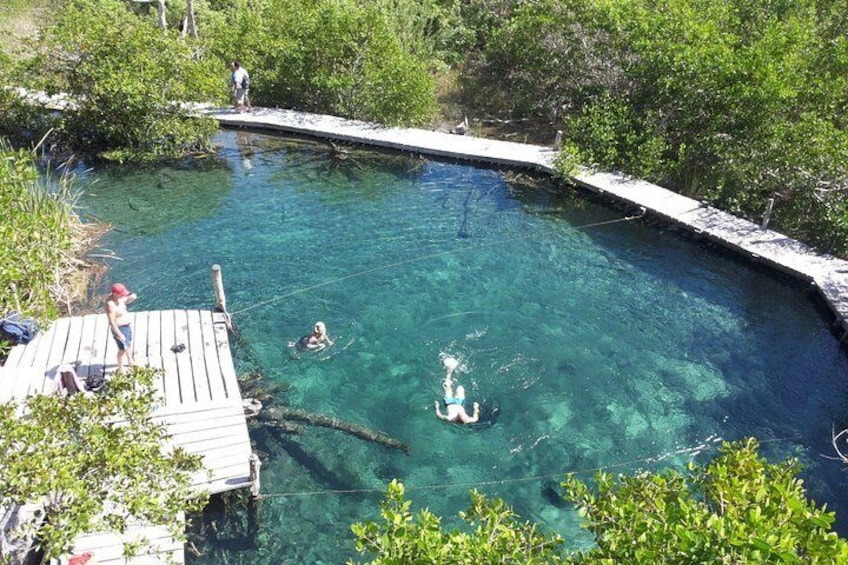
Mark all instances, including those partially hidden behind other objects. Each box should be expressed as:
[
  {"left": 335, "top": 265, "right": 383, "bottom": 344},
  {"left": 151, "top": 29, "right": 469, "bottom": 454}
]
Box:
[
  {"left": 257, "top": 405, "right": 411, "bottom": 455},
  {"left": 258, "top": 419, "right": 304, "bottom": 434}
]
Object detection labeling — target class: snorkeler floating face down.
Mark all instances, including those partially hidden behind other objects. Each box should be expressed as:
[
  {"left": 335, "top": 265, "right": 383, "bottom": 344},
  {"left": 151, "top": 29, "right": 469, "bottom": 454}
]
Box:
[{"left": 435, "top": 356, "right": 480, "bottom": 425}]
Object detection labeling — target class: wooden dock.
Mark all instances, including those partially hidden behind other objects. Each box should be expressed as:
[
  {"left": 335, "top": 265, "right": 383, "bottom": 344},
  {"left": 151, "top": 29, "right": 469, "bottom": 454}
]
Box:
[
  {"left": 1, "top": 309, "right": 252, "bottom": 564},
  {"left": 204, "top": 105, "right": 848, "bottom": 338}
]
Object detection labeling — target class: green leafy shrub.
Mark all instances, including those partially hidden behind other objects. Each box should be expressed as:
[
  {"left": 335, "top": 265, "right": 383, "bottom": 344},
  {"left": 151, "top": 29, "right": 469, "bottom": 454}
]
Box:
[
  {"left": 0, "top": 366, "right": 206, "bottom": 562},
  {"left": 564, "top": 438, "right": 848, "bottom": 563},
  {"left": 350, "top": 440, "right": 848, "bottom": 563},
  {"left": 204, "top": 0, "right": 437, "bottom": 126},
  {"left": 350, "top": 479, "right": 564, "bottom": 564},
  {"left": 0, "top": 140, "right": 83, "bottom": 326},
  {"left": 469, "top": 0, "right": 848, "bottom": 257},
  {"left": 24, "top": 0, "right": 221, "bottom": 162}
]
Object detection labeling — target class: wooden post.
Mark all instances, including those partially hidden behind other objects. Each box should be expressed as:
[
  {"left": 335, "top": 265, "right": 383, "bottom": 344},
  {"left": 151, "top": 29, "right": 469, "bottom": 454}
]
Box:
[
  {"left": 249, "top": 453, "right": 262, "bottom": 498},
  {"left": 211, "top": 265, "right": 227, "bottom": 314},
  {"left": 211, "top": 264, "right": 234, "bottom": 330},
  {"left": 761, "top": 198, "right": 775, "bottom": 229},
  {"left": 554, "top": 130, "right": 563, "bottom": 148}
]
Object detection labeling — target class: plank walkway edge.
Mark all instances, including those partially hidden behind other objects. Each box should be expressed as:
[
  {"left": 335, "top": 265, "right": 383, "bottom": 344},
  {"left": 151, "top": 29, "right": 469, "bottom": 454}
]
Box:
[{"left": 202, "top": 104, "right": 848, "bottom": 337}]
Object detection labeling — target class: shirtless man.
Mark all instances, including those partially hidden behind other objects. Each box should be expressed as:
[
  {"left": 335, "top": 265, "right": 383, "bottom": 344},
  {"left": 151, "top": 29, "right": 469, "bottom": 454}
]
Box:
[
  {"left": 434, "top": 357, "right": 480, "bottom": 424},
  {"left": 106, "top": 283, "right": 137, "bottom": 371}
]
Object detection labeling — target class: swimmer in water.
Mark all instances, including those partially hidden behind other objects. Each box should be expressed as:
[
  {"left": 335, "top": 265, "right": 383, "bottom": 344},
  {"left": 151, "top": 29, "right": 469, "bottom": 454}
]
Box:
[
  {"left": 290, "top": 321, "right": 334, "bottom": 351},
  {"left": 434, "top": 357, "right": 480, "bottom": 425}
]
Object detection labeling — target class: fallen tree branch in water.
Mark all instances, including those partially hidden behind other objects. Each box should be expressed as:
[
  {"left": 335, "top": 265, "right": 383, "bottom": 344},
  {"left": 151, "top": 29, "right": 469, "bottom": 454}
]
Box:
[{"left": 256, "top": 405, "right": 410, "bottom": 455}]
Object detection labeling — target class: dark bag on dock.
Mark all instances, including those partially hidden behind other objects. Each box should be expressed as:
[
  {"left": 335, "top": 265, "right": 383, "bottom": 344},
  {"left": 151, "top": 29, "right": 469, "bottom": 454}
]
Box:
[
  {"left": 0, "top": 313, "right": 39, "bottom": 345},
  {"left": 85, "top": 373, "right": 106, "bottom": 392}
]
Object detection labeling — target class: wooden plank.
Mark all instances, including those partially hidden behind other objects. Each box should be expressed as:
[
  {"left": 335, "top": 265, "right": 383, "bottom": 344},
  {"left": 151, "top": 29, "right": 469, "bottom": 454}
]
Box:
[
  {"left": 40, "top": 317, "right": 72, "bottom": 395},
  {"left": 154, "top": 401, "right": 244, "bottom": 423},
  {"left": 186, "top": 310, "right": 211, "bottom": 403},
  {"left": 158, "top": 407, "right": 246, "bottom": 429},
  {"left": 3, "top": 341, "right": 27, "bottom": 368},
  {"left": 160, "top": 310, "right": 181, "bottom": 406},
  {"left": 212, "top": 314, "right": 239, "bottom": 401},
  {"left": 170, "top": 426, "right": 250, "bottom": 451},
  {"left": 173, "top": 310, "right": 195, "bottom": 404},
  {"left": 199, "top": 311, "right": 226, "bottom": 403},
  {"left": 167, "top": 406, "right": 248, "bottom": 425},
  {"left": 191, "top": 456, "right": 252, "bottom": 479},
  {"left": 31, "top": 319, "right": 63, "bottom": 377},
  {"left": 141, "top": 355, "right": 166, "bottom": 403},
  {"left": 61, "top": 316, "right": 85, "bottom": 366},
  {"left": 28, "top": 367, "right": 49, "bottom": 397},
  {"left": 157, "top": 311, "right": 181, "bottom": 407},
  {"left": 98, "top": 311, "right": 118, "bottom": 374},
  {"left": 0, "top": 366, "right": 19, "bottom": 402},
  {"left": 145, "top": 311, "right": 167, "bottom": 397},
  {"left": 70, "top": 521, "right": 184, "bottom": 564},
  {"left": 12, "top": 325, "right": 56, "bottom": 396},
  {"left": 11, "top": 368, "right": 39, "bottom": 400},
  {"left": 14, "top": 330, "right": 49, "bottom": 377},
  {"left": 188, "top": 439, "right": 253, "bottom": 461},
  {"left": 131, "top": 311, "right": 166, "bottom": 401},
  {"left": 76, "top": 314, "right": 99, "bottom": 381},
  {"left": 163, "top": 413, "right": 247, "bottom": 436},
  {"left": 205, "top": 475, "right": 252, "bottom": 495},
  {"left": 132, "top": 311, "right": 150, "bottom": 364}
]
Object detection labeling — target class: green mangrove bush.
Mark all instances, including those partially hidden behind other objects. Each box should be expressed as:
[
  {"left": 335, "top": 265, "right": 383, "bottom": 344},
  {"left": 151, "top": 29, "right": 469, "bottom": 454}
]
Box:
[
  {"left": 469, "top": 0, "right": 848, "bottom": 256},
  {"left": 351, "top": 440, "right": 848, "bottom": 563},
  {"left": 0, "top": 367, "right": 206, "bottom": 562},
  {"left": 0, "top": 140, "right": 85, "bottom": 326}
]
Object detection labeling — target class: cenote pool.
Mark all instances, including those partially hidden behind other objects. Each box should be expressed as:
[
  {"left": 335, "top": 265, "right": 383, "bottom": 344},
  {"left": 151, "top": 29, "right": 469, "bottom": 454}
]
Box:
[{"left": 77, "top": 130, "right": 848, "bottom": 563}]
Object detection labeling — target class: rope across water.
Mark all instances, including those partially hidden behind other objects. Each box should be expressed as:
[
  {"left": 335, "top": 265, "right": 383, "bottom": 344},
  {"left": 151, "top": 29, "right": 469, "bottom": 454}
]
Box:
[
  {"left": 229, "top": 211, "right": 645, "bottom": 317},
  {"left": 253, "top": 434, "right": 800, "bottom": 499}
]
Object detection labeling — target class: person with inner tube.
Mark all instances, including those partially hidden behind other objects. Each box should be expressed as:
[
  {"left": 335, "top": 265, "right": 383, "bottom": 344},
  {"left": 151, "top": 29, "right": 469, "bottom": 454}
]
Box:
[
  {"left": 434, "top": 357, "right": 480, "bottom": 425},
  {"left": 291, "top": 321, "right": 334, "bottom": 351}
]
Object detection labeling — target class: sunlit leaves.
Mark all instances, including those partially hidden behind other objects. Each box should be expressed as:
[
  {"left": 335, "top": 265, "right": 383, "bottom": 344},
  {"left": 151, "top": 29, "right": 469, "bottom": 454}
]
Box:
[
  {"left": 563, "top": 438, "right": 848, "bottom": 563},
  {"left": 0, "top": 141, "right": 80, "bottom": 327},
  {"left": 349, "top": 479, "right": 565, "bottom": 564},
  {"left": 350, "top": 441, "right": 848, "bottom": 563},
  {"left": 0, "top": 367, "right": 206, "bottom": 562}
]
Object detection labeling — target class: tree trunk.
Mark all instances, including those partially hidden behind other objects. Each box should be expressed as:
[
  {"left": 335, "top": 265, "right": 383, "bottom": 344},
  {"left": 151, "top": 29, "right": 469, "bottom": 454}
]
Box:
[
  {"left": 257, "top": 406, "right": 411, "bottom": 454},
  {"left": 185, "top": 0, "right": 198, "bottom": 38},
  {"left": 156, "top": 0, "right": 167, "bottom": 29}
]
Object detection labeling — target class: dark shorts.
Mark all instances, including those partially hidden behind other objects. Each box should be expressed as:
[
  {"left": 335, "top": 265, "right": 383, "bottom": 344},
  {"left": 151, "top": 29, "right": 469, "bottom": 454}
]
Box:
[{"left": 113, "top": 324, "right": 132, "bottom": 350}]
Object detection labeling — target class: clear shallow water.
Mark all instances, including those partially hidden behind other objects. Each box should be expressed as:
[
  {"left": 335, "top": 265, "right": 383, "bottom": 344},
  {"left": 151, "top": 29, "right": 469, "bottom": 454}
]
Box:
[{"left": 79, "top": 130, "right": 848, "bottom": 563}]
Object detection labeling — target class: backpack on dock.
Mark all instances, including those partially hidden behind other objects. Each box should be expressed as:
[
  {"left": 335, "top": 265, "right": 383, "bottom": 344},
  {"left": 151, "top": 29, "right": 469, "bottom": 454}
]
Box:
[{"left": 0, "top": 313, "right": 39, "bottom": 345}]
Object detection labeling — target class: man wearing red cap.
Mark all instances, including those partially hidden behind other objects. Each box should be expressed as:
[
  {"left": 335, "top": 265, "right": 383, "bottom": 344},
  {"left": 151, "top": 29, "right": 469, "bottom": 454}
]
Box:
[{"left": 105, "top": 283, "right": 137, "bottom": 372}]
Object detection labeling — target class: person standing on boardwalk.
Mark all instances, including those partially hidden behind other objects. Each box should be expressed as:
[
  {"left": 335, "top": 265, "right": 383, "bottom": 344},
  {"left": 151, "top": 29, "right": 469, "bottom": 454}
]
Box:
[
  {"left": 106, "top": 283, "right": 137, "bottom": 372},
  {"left": 231, "top": 60, "right": 251, "bottom": 113}
]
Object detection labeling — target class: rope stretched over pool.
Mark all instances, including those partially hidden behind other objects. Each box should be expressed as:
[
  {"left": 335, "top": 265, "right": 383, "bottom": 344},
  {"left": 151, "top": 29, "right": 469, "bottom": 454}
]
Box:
[
  {"left": 254, "top": 434, "right": 800, "bottom": 499},
  {"left": 229, "top": 210, "right": 646, "bottom": 317}
]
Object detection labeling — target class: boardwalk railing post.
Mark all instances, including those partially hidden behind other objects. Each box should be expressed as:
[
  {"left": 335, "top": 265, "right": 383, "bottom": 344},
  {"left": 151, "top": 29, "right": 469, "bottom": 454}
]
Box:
[
  {"left": 211, "top": 265, "right": 227, "bottom": 313},
  {"left": 249, "top": 453, "right": 262, "bottom": 498},
  {"left": 211, "top": 264, "right": 233, "bottom": 329},
  {"left": 761, "top": 197, "right": 775, "bottom": 230}
]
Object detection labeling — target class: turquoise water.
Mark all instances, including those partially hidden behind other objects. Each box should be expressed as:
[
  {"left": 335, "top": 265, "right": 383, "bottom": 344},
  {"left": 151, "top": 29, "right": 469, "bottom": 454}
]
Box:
[{"left": 79, "top": 130, "right": 848, "bottom": 563}]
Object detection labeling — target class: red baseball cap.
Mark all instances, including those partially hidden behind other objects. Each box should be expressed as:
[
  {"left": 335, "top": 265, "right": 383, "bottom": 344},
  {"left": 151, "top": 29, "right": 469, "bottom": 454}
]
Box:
[{"left": 110, "top": 283, "right": 129, "bottom": 297}]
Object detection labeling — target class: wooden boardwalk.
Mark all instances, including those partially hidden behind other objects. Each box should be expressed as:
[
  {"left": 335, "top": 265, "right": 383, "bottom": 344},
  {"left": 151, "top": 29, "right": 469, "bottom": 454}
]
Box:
[
  {"left": 205, "top": 105, "right": 848, "bottom": 338},
  {"left": 1, "top": 310, "right": 252, "bottom": 565}
]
